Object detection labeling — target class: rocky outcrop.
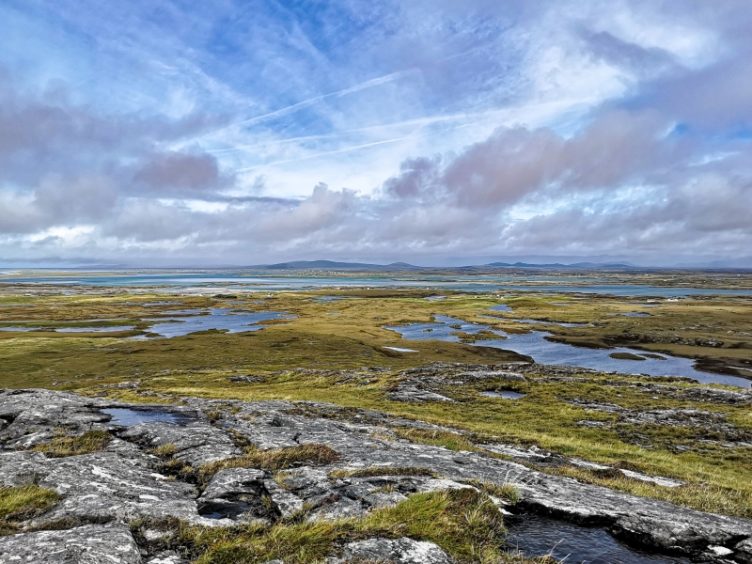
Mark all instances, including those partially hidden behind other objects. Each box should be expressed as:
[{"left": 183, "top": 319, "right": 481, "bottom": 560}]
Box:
[
  {"left": 327, "top": 537, "right": 453, "bottom": 563},
  {"left": 1, "top": 388, "right": 751, "bottom": 563},
  {"left": 0, "top": 524, "right": 142, "bottom": 563}
]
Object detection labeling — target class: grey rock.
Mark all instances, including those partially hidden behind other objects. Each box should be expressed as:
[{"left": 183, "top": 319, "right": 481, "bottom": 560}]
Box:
[
  {"left": 0, "top": 524, "right": 141, "bottom": 564},
  {"left": 198, "top": 467, "right": 278, "bottom": 523},
  {"left": 120, "top": 420, "right": 240, "bottom": 467},
  {"left": 328, "top": 537, "right": 453, "bottom": 563}
]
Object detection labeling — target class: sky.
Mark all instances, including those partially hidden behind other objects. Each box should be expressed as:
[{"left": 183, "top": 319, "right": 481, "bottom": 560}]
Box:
[{"left": 0, "top": 0, "right": 751, "bottom": 267}]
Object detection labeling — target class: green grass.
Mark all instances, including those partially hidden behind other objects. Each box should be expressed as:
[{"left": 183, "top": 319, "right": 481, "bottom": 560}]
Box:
[
  {"left": 0, "top": 485, "right": 59, "bottom": 534},
  {"left": 183, "top": 489, "right": 522, "bottom": 563},
  {"left": 1, "top": 289, "right": 751, "bottom": 520}
]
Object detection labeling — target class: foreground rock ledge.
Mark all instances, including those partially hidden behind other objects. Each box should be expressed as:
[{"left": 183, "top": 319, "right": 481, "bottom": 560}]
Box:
[{"left": 0, "top": 388, "right": 751, "bottom": 563}]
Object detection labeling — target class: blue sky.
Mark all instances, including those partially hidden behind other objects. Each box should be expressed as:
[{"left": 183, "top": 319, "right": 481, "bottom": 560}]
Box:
[{"left": 1, "top": 0, "right": 751, "bottom": 266}]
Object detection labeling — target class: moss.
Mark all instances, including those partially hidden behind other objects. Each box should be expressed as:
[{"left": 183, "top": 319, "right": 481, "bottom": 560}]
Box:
[{"left": 32, "top": 430, "right": 111, "bottom": 457}]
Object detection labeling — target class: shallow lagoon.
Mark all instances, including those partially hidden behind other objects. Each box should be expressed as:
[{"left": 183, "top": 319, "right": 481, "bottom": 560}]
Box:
[
  {"left": 387, "top": 315, "right": 751, "bottom": 388},
  {"left": 145, "top": 307, "right": 288, "bottom": 338},
  {"left": 4, "top": 271, "right": 752, "bottom": 297}
]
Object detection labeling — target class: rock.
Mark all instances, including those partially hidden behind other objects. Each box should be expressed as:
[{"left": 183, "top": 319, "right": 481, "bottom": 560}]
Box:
[
  {"left": 2, "top": 388, "right": 751, "bottom": 562},
  {"left": 735, "top": 537, "right": 752, "bottom": 563},
  {"left": 328, "top": 537, "right": 453, "bottom": 563},
  {"left": 146, "top": 552, "right": 188, "bottom": 564},
  {"left": 120, "top": 420, "right": 240, "bottom": 467},
  {"left": 0, "top": 524, "right": 141, "bottom": 564},
  {"left": 228, "top": 375, "right": 264, "bottom": 384},
  {"left": 388, "top": 386, "right": 454, "bottom": 403},
  {"left": 198, "top": 467, "right": 279, "bottom": 523}
]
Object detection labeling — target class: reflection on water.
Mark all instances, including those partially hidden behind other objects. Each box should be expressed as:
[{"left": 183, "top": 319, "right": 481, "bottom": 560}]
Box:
[
  {"left": 102, "top": 407, "right": 195, "bottom": 426},
  {"left": 387, "top": 315, "right": 751, "bottom": 388},
  {"left": 506, "top": 514, "right": 689, "bottom": 563},
  {"left": 145, "top": 308, "right": 290, "bottom": 338}
]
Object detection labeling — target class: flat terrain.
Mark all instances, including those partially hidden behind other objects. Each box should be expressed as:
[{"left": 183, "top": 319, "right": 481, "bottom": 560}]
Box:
[{"left": 0, "top": 274, "right": 751, "bottom": 562}]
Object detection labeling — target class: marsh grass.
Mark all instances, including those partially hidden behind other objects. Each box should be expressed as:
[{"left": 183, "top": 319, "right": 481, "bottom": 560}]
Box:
[
  {"left": 199, "top": 444, "right": 340, "bottom": 482},
  {"left": 142, "top": 489, "right": 524, "bottom": 563},
  {"left": 32, "top": 429, "right": 111, "bottom": 457},
  {"left": 0, "top": 485, "right": 59, "bottom": 534}
]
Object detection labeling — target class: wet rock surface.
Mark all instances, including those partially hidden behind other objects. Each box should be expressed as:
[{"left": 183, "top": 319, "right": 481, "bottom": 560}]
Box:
[{"left": 1, "top": 387, "right": 751, "bottom": 563}]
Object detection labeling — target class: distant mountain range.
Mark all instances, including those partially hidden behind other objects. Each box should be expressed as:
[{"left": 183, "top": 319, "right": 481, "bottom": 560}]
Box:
[{"left": 250, "top": 259, "right": 636, "bottom": 271}]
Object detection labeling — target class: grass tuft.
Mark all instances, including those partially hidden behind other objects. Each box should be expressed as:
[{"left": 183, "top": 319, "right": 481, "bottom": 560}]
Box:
[
  {"left": 32, "top": 430, "right": 111, "bottom": 457},
  {"left": 0, "top": 485, "right": 60, "bottom": 534},
  {"left": 199, "top": 444, "right": 340, "bottom": 482}
]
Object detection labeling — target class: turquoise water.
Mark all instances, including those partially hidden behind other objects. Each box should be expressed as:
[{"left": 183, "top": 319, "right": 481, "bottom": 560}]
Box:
[{"left": 2, "top": 271, "right": 752, "bottom": 297}]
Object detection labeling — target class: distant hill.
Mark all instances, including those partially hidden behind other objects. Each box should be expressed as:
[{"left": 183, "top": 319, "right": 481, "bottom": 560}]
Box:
[
  {"left": 249, "top": 259, "right": 636, "bottom": 271},
  {"left": 256, "top": 260, "right": 421, "bottom": 271},
  {"left": 484, "top": 261, "right": 634, "bottom": 269}
]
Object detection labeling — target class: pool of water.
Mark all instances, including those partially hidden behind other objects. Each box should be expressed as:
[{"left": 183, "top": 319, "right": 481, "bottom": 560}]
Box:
[
  {"left": 145, "top": 308, "right": 290, "bottom": 338},
  {"left": 481, "top": 390, "right": 526, "bottom": 399},
  {"left": 506, "top": 514, "right": 689, "bottom": 563},
  {"left": 102, "top": 407, "right": 195, "bottom": 426},
  {"left": 387, "top": 316, "right": 751, "bottom": 388},
  {"left": 622, "top": 312, "right": 651, "bottom": 317},
  {"left": 0, "top": 326, "right": 36, "bottom": 332},
  {"left": 385, "top": 315, "right": 503, "bottom": 343},
  {"left": 490, "top": 304, "right": 512, "bottom": 312}
]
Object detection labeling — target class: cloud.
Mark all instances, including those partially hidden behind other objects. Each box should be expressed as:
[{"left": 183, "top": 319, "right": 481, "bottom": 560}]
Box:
[{"left": 1, "top": 1, "right": 752, "bottom": 266}]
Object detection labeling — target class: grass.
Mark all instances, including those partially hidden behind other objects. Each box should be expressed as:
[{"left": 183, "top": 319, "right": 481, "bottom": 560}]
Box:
[
  {"left": 32, "top": 430, "right": 111, "bottom": 457},
  {"left": 0, "top": 485, "right": 59, "bottom": 534},
  {"left": 329, "top": 466, "right": 438, "bottom": 479},
  {"left": 0, "top": 288, "right": 751, "bottom": 520},
  {"left": 199, "top": 444, "right": 340, "bottom": 482},
  {"left": 150, "top": 488, "right": 528, "bottom": 563}
]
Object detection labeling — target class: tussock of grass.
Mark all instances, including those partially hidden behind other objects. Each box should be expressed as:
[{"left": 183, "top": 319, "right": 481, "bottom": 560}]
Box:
[
  {"left": 0, "top": 485, "right": 59, "bottom": 534},
  {"left": 466, "top": 480, "right": 520, "bottom": 504},
  {"left": 329, "top": 466, "right": 437, "bottom": 479},
  {"left": 200, "top": 444, "right": 340, "bottom": 481},
  {"left": 32, "top": 430, "right": 111, "bottom": 457},
  {"left": 176, "top": 489, "right": 512, "bottom": 563}
]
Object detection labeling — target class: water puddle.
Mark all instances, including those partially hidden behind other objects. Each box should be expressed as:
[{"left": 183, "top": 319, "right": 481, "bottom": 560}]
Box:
[
  {"left": 506, "top": 514, "right": 689, "bottom": 563},
  {"left": 102, "top": 407, "right": 195, "bottom": 426},
  {"left": 314, "top": 296, "right": 344, "bottom": 303},
  {"left": 383, "top": 346, "right": 418, "bottom": 353},
  {"left": 481, "top": 390, "right": 526, "bottom": 399},
  {"left": 387, "top": 316, "right": 751, "bottom": 388},
  {"left": 0, "top": 326, "right": 37, "bottom": 332},
  {"left": 144, "top": 308, "right": 290, "bottom": 338},
  {"left": 622, "top": 312, "right": 651, "bottom": 317},
  {"left": 490, "top": 304, "right": 512, "bottom": 312}
]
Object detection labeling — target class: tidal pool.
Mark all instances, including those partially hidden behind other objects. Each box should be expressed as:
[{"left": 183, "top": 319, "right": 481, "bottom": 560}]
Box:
[
  {"left": 387, "top": 316, "right": 751, "bottom": 388},
  {"left": 145, "top": 308, "right": 290, "bottom": 338},
  {"left": 102, "top": 407, "right": 194, "bottom": 426},
  {"left": 506, "top": 514, "right": 689, "bottom": 563}
]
